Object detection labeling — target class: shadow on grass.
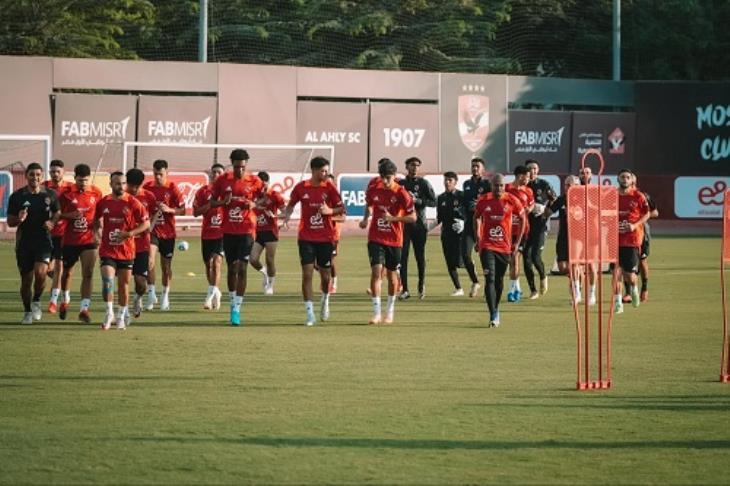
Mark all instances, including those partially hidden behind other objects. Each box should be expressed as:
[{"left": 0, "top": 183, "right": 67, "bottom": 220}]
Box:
[{"left": 128, "top": 435, "right": 730, "bottom": 450}]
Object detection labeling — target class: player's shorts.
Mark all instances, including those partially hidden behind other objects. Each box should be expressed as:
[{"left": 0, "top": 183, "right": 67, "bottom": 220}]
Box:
[
  {"left": 99, "top": 256, "right": 134, "bottom": 271},
  {"left": 223, "top": 234, "right": 254, "bottom": 265},
  {"left": 367, "top": 241, "right": 401, "bottom": 271},
  {"left": 62, "top": 243, "right": 98, "bottom": 268},
  {"left": 16, "top": 238, "right": 53, "bottom": 274},
  {"left": 51, "top": 236, "right": 63, "bottom": 260},
  {"left": 479, "top": 248, "right": 510, "bottom": 274},
  {"left": 133, "top": 251, "right": 149, "bottom": 277},
  {"left": 201, "top": 238, "right": 224, "bottom": 262},
  {"left": 151, "top": 235, "right": 175, "bottom": 259},
  {"left": 619, "top": 246, "right": 640, "bottom": 273},
  {"left": 298, "top": 240, "right": 334, "bottom": 268},
  {"left": 255, "top": 230, "right": 278, "bottom": 246},
  {"left": 441, "top": 234, "right": 462, "bottom": 269},
  {"left": 556, "top": 232, "right": 569, "bottom": 262}
]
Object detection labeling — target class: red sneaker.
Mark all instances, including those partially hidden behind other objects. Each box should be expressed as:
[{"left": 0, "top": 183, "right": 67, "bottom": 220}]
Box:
[
  {"left": 78, "top": 309, "right": 91, "bottom": 324},
  {"left": 59, "top": 302, "right": 68, "bottom": 320},
  {"left": 622, "top": 294, "right": 632, "bottom": 304},
  {"left": 48, "top": 301, "right": 57, "bottom": 314}
]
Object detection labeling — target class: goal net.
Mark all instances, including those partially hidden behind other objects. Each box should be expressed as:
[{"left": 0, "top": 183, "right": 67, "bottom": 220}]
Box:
[
  {"left": 0, "top": 135, "right": 52, "bottom": 219},
  {"left": 119, "top": 142, "right": 335, "bottom": 224}
]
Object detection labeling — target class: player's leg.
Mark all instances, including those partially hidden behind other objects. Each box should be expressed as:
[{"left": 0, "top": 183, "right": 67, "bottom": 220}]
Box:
[
  {"left": 298, "top": 240, "right": 317, "bottom": 326},
  {"left": 479, "top": 250, "right": 498, "bottom": 325},
  {"left": 59, "top": 246, "right": 80, "bottom": 320},
  {"left": 132, "top": 252, "right": 148, "bottom": 318},
  {"left": 639, "top": 235, "right": 650, "bottom": 302},
  {"left": 146, "top": 238, "right": 159, "bottom": 309},
  {"left": 115, "top": 264, "right": 132, "bottom": 329},
  {"left": 159, "top": 239, "right": 174, "bottom": 310},
  {"left": 249, "top": 235, "right": 269, "bottom": 289},
  {"left": 47, "top": 236, "right": 63, "bottom": 313},
  {"left": 264, "top": 241, "right": 278, "bottom": 294},
  {"left": 533, "top": 227, "right": 548, "bottom": 294},
  {"left": 493, "top": 252, "right": 510, "bottom": 325},
  {"left": 31, "top": 260, "right": 49, "bottom": 321},
  {"left": 522, "top": 238, "right": 538, "bottom": 298},
  {"left": 461, "top": 232, "right": 480, "bottom": 287},
  {"left": 17, "top": 247, "right": 35, "bottom": 323},
  {"left": 78, "top": 247, "right": 97, "bottom": 323},
  {"left": 368, "top": 242, "right": 385, "bottom": 324},
  {"left": 315, "top": 242, "right": 333, "bottom": 322},
  {"left": 442, "top": 236, "right": 463, "bottom": 295},
  {"left": 382, "top": 246, "right": 401, "bottom": 323},
  {"left": 623, "top": 247, "right": 640, "bottom": 307},
  {"left": 99, "top": 260, "right": 116, "bottom": 330},
  {"left": 412, "top": 226, "right": 427, "bottom": 299},
  {"left": 398, "top": 226, "right": 412, "bottom": 299},
  {"left": 508, "top": 241, "right": 523, "bottom": 302},
  {"left": 329, "top": 241, "right": 338, "bottom": 293}
]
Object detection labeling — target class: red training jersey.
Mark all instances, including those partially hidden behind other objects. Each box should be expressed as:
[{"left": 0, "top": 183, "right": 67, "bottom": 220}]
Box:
[
  {"left": 474, "top": 193, "right": 524, "bottom": 254},
  {"left": 43, "top": 179, "right": 72, "bottom": 237},
  {"left": 194, "top": 184, "right": 223, "bottom": 240},
  {"left": 365, "top": 179, "right": 415, "bottom": 247},
  {"left": 142, "top": 180, "right": 183, "bottom": 240},
  {"left": 95, "top": 193, "right": 148, "bottom": 261},
  {"left": 288, "top": 179, "right": 344, "bottom": 243},
  {"left": 255, "top": 189, "right": 287, "bottom": 236},
  {"left": 129, "top": 188, "right": 156, "bottom": 253},
  {"left": 211, "top": 172, "right": 265, "bottom": 236},
  {"left": 60, "top": 185, "right": 103, "bottom": 246},
  {"left": 506, "top": 183, "right": 534, "bottom": 237},
  {"left": 618, "top": 189, "right": 649, "bottom": 248}
]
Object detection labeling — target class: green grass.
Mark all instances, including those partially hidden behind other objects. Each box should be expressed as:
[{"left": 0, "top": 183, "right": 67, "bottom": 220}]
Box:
[{"left": 1, "top": 235, "right": 729, "bottom": 484}]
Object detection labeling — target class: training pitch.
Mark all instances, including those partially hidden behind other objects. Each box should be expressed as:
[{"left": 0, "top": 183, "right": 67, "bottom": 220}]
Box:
[{"left": 1, "top": 235, "right": 729, "bottom": 484}]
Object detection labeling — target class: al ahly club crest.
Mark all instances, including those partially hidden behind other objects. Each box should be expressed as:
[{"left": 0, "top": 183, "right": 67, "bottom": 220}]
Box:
[{"left": 458, "top": 90, "right": 490, "bottom": 152}]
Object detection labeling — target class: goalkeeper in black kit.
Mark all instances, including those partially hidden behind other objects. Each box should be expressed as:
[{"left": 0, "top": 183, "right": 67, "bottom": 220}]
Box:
[{"left": 429, "top": 172, "right": 471, "bottom": 296}]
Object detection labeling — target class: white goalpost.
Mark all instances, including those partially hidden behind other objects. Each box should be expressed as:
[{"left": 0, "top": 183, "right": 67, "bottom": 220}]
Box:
[{"left": 0, "top": 134, "right": 52, "bottom": 173}]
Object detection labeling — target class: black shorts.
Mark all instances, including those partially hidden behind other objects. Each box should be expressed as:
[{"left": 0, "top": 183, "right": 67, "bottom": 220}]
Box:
[
  {"left": 556, "top": 232, "right": 569, "bottom": 262},
  {"left": 100, "top": 256, "right": 134, "bottom": 271},
  {"left": 223, "top": 234, "right": 254, "bottom": 265},
  {"left": 62, "top": 243, "right": 98, "bottom": 268},
  {"left": 255, "top": 230, "right": 279, "bottom": 246},
  {"left": 201, "top": 238, "right": 224, "bottom": 262},
  {"left": 619, "top": 247, "right": 640, "bottom": 273},
  {"left": 441, "top": 234, "right": 462, "bottom": 269},
  {"left": 299, "top": 240, "right": 334, "bottom": 268},
  {"left": 151, "top": 235, "right": 175, "bottom": 259},
  {"left": 367, "top": 242, "right": 401, "bottom": 271},
  {"left": 479, "top": 249, "right": 510, "bottom": 276},
  {"left": 51, "top": 236, "right": 63, "bottom": 260},
  {"left": 133, "top": 251, "right": 149, "bottom": 277},
  {"left": 16, "top": 239, "right": 53, "bottom": 274}
]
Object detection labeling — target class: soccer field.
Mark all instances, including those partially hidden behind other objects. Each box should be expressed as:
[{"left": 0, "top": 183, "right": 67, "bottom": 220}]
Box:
[{"left": 1, "top": 235, "right": 729, "bottom": 484}]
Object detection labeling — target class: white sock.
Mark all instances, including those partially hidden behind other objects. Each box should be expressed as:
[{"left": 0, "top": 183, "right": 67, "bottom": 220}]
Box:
[
  {"left": 206, "top": 285, "right": 214, "bottom": 298},
  {"left": 148, "top": 284, "right": 156, "bottom": 296},
  {"left": 268, "top": 276, "right": 275, "bottom": 286},
  {"left": 63, "top": 290, "right": 70, "bottom": 303},
  {"left": 510, "top": 280, "right": 518, "bottom": 292},
  {"left": 320, "top": 293, "right": 330, "bottom": 307},
  {"left": 515, "top": 280, "right": 522, "bottom": 291},
  {"left": 615, "top": 294, "right": 622, "bottom": 303},
  {"left": 213, "top": 286, "right": 220, "bottom": 294},
  {"left": 80, "top": 298, "right": 91, "bottom": 311},
  {"left": 162, "top": 286, "right": 170, "bottom": 299},
  {"left": 234, "top": 295, "right": 243, "bottom": 311},
  {"left": 372, "top": 297, "right": 381, "bottom": 316},
  {"left": 105, "top": 301, "right": 114, "bottom": 313},
  {"left": 332, "top": 277, "right": 338, "bottom": 289},
  {"left": 304, "top": 301, "right": 314, "bottom": 314},
  {"left": 118, "top": 306, "right": 128, "bottom": 317},
  {"left": 50, "top": 288, "right": 60, "bottom": 303},
  {"left": 590, "top": 285, "right": 596, "bottom": 296},
  {"left": 572, "top": 281, "right": 581, "bottom": 296},
  {"left": 386, "top": 295, "right": 396, "bottom": 314},
  {"left": 229, "top": 291, "right": 236, "bottom": 303}
]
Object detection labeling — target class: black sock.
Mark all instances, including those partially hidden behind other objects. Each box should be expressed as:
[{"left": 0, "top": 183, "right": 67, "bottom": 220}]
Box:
[{"left": 641, "top": 279, "right": 648, "bottom": 293}]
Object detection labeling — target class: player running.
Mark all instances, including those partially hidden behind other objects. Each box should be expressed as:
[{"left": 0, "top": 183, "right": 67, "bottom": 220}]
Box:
[
  {"left": 143, "top": 159, "right": 185, "bottom": 311},
  {"left": 398, "top": 156, "right": 436, "bottom": 300},
  {"left": 249, "top": 171, "right": 286, "bottom": 295},
  {"left": 430, "top": 171, "right": 471, "bottom": 296},
  {"left": 615, "top": 169, "right": 650, "bottom": 314},
  {"left": 58, "top": 164, "right": 103, "bottom": 323},
  {"left": 505, "top": 165, "right": 534, "bottom": 302},
  {"left": 635, "top": 175, "right": 658, "bottom": 302},
  {"left": 474, "top": 173, "right": 525, "bottom": 327},
  {"left": 524, "top": 159, "right": 556, "bottom": 299},
  {"left": 93, "top": 172, "right": 150, "bottom": 330},
  {"left": 360, "top": 159, "right": 415, "bottom": 324},
  {"left": 8, "top": 163, "right": 61, "bottom": 324},
  {"left": 283, "top": 156, "right": 344, "bottom": 326},
  {"left": 193, "top": 163, "right": 225, "bottom": 309},
  {"left": 125, "top": 168, "right": 158, "bottom": 318},
  {"left": 461, "top": 157, "right": 491, "bottom": 298},
  {"left": 211, "top": 149, "right": 265, "bottom": 326},
  {"left": 44, "top": 159, "right": 71, "bottom": 314}
]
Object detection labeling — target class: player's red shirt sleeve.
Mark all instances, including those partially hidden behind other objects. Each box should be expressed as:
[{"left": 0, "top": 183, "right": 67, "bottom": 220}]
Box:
[
  {"left": 288, "top": 183, "right": 301, "bottom": 209},
  {"left": 327, "top": 181, "right": 344, "bottom": 211}
]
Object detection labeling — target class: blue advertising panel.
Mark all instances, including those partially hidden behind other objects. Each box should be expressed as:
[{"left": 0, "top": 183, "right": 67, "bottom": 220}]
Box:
[
  {"left": 337, "top": 174, "right": 372, "bottom": 219},
  {"left": 0, "top": 171, "right": 13, "bottom": 219}
]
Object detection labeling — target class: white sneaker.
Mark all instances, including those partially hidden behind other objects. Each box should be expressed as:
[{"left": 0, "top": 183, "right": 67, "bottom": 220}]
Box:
[
  {"left": 451, "top": 288, "right": 465, "bottom": 297},
  {"left": 261, "top": 267, "right": 269, "bottom": 290},
  {"left": 320, "top": 301, "right": 330, "bottom": 322},
  {"left": 21, "top": 312, "right": 33, "bottom": 324},
  {"left": 203, "top": 292, "right": 213, "bottom": 310},
  {"left": 116, "top": 315, "right": 127, "bottom": 330},
  {"left": 614, "top": 299, "right": 624, "bottom": 315},
  {"left": 101, "top": 312, "right": 114, "bottom": 330},
  {"left": 469, "top": 282, "right": 481, "bottom": 298},
  {"left": 383, "top": 312, "right": 394, "bottom": 324},
  {"left": 211, "top": 288, "right": 221, "bottom": 310},
  {"left": 133, "top": 295, "right": 143, "bottom": 318},
  {"left": 145, "top": 293, "right": 156, "bottom": 311},
  {"left": 368, "top": 314, "right": 382, "bottom": 325},
  {"left": 160, "top": 296, "right": 170, "bottom": 311},
  {"left": 31, "top": 301, "right": 42, "bottom": 321},
  {"left": 305, "top": 310, "right": 316, "bottom": 327},
  {"left": 264, "top": 284, "right": 274, "bottom": 296},
  {"left": 529, "top": 291, "right": 539, "bottom": 300}
]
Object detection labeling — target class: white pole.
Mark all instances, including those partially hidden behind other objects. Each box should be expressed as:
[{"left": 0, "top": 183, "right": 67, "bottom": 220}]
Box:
[{"left": 199, "top": 0, "right": 208, "bottom": 63}]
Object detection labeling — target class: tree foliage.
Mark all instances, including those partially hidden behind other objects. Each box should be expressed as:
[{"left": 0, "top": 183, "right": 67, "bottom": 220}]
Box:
[{"left": 1, "top": 0, "right": 728, "bottom": 80}]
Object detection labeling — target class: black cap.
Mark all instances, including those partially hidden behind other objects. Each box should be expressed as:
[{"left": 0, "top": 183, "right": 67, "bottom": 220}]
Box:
[{"left": 230, "top": 149, "right": 249, "bottom": 161}]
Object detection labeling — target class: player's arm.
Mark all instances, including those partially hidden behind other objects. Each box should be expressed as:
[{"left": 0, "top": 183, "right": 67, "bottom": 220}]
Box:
[
  {"left": 428, "top": 196, "right": 443, "bottom": 232},
  {"left": 422, "top": 180, "right": 437, "bottom": 208},
  {"left": 120, "top": 209, "right": 150, "bottom": 240},
  {"left": 6, "top": 194, "right": 24, "bottom": 227},
  {"left": 45, "top": 194, "right": 61, "bottom": 232},
  {"left": 359, "top": 205, "right": 371, "bottom": 229},
  {"left": 192, "top": 191, "right": 211, "bottom": 217},
  {"left": 92, "top": 211, "right": 103, "bottom": 245},
  {"left": 515, "top": 206, "right": 527, "bottom": 257},
  {"left": 320, "top": 185, "right": 345, "bottom": 216}
]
